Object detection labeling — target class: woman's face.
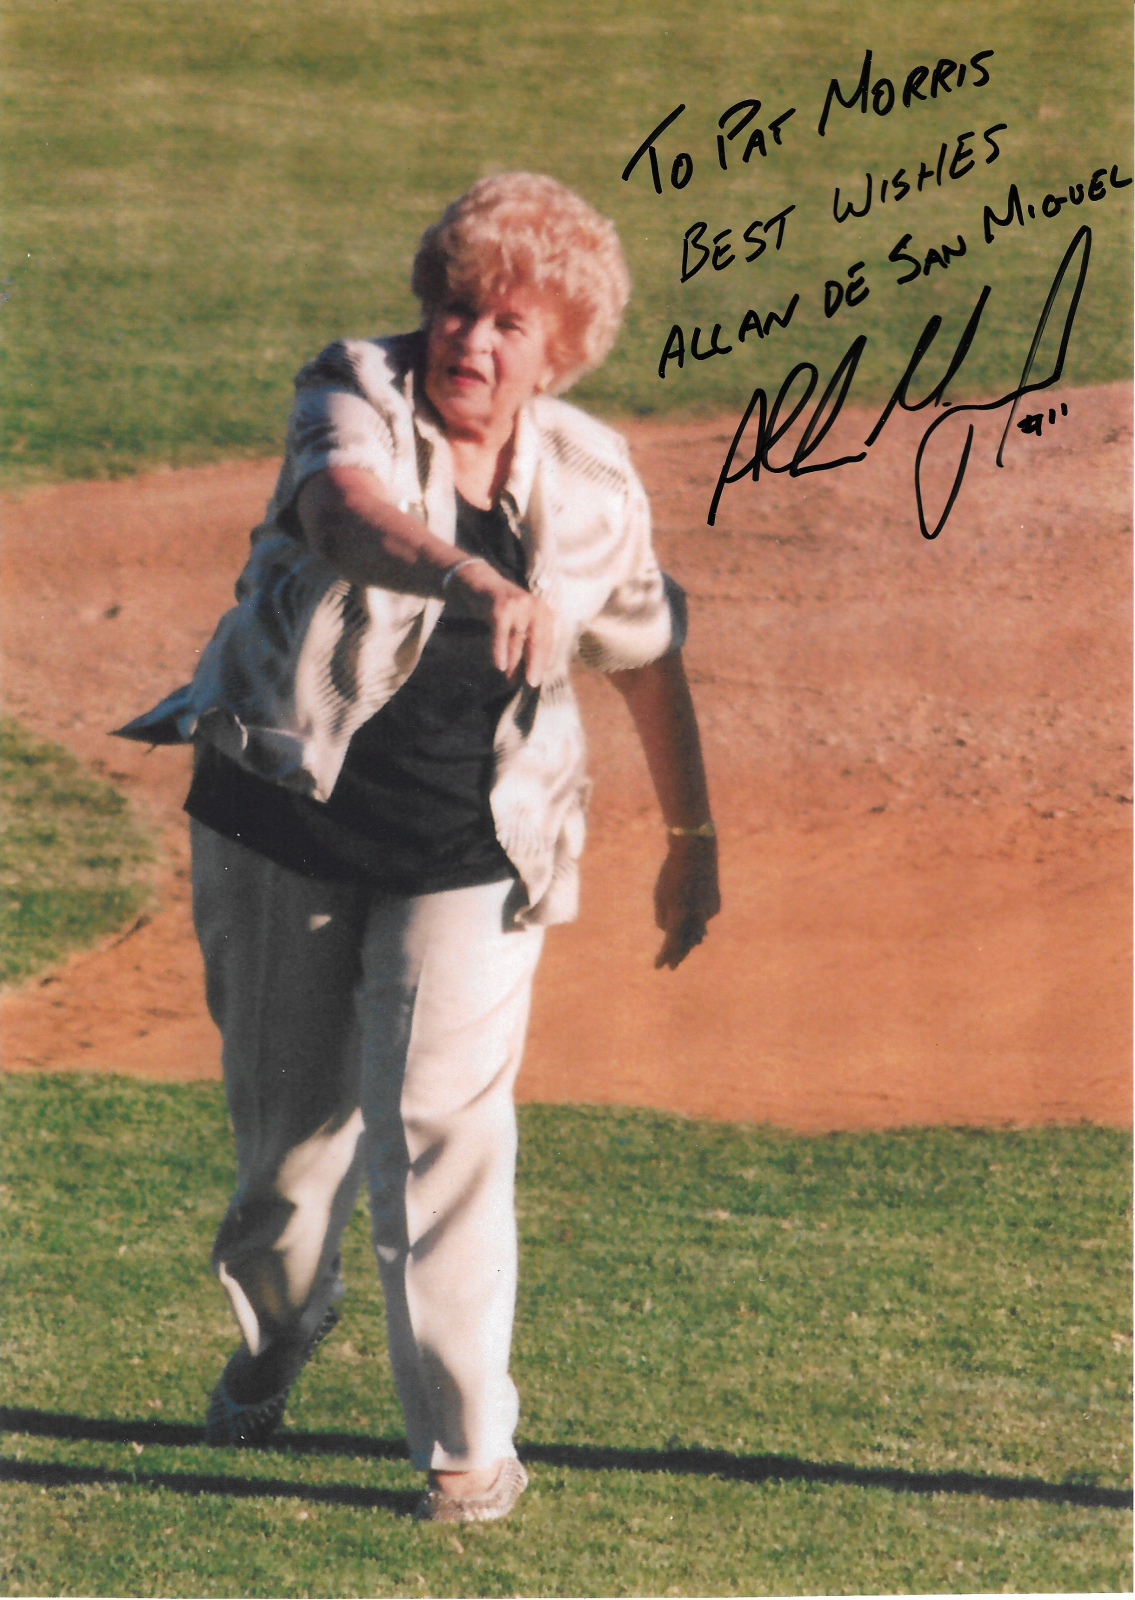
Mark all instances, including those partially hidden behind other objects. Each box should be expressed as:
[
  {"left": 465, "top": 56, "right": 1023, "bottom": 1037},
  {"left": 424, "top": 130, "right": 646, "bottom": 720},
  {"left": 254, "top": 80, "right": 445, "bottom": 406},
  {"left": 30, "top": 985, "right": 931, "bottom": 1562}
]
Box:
[{"left": 424, "top": 286, "right": 558, "bottom": 440}]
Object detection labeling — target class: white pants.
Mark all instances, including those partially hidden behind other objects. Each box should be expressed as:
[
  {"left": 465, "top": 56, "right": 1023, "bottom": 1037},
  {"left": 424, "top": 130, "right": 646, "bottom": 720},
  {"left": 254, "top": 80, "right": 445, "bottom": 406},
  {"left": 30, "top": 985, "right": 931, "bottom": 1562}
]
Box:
[{"left": 190, "top": 821, "right": 544, "bottom": 1471}]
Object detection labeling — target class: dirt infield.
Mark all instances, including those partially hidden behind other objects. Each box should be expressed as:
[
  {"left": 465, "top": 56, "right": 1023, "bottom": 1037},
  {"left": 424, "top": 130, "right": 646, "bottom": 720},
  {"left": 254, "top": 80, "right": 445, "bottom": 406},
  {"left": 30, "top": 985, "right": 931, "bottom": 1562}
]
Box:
[{"left": 1, "top": 388, "right": 1130, "bottom": 1130}]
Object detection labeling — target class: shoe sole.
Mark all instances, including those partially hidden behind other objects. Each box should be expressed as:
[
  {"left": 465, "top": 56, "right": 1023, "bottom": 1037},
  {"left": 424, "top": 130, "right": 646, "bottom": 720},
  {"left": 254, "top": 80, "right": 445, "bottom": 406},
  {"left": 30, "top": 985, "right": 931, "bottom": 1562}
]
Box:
[{"left": 204, "top": 1304, "right": 340, "bottom": 1448}]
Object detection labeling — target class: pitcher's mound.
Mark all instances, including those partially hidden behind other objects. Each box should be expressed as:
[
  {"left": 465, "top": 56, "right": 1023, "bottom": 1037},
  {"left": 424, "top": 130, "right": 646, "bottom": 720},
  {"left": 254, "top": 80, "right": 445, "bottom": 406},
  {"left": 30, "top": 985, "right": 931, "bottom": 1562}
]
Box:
[{"left": 2, "top": 391, "right": 1130, "bottom": 1130}]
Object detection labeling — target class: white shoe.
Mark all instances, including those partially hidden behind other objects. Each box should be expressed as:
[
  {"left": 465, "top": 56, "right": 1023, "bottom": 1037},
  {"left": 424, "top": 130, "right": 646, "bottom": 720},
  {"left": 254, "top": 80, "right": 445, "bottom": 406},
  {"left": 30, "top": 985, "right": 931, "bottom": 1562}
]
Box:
[{"left": 414, "top": 1458, "right": 529, "bottom": 1524}]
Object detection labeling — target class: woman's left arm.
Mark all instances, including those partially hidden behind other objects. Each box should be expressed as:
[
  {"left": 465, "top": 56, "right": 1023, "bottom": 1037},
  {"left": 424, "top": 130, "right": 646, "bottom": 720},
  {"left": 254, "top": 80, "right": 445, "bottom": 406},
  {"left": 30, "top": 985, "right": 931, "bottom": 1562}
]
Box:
[{"left": 607, "top": 651, "right": 721, "bottom": 970}]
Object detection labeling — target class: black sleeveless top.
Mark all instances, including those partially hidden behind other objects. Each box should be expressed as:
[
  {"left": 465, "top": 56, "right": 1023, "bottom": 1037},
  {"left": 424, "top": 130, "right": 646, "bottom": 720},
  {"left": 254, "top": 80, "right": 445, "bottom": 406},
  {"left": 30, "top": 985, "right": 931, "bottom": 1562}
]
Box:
[{"left": 185, "top": 495, "right": 527, "bottom": 895}]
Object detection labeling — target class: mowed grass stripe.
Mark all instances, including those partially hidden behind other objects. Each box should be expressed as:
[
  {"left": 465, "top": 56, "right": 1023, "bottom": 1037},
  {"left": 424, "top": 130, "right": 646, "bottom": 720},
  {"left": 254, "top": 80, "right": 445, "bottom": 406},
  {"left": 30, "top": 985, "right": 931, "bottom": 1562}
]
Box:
[
  {"left": 1, "top": 1076, "right": 1129, "bottom": 1595},
  {"left": 0, "top": 720, "right": 155, "bottom": 986}
]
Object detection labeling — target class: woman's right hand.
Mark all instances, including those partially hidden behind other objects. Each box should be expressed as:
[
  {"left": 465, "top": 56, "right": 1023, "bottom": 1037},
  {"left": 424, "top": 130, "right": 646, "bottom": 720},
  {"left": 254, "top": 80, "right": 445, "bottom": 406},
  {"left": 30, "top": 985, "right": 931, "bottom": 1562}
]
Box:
[
  {"left": 447, "top": 559, "right": 555, "bottom": 687},
  {"left": 298, "top": 468, "right": 555, "bottom": 689}
]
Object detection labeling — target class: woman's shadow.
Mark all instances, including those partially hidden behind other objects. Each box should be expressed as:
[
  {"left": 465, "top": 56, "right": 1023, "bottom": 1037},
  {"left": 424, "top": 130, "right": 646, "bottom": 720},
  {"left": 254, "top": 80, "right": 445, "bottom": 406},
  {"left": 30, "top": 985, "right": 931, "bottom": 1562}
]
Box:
[{"left": 1, "top": 1405, "right": 1129, "bottom": 1517}]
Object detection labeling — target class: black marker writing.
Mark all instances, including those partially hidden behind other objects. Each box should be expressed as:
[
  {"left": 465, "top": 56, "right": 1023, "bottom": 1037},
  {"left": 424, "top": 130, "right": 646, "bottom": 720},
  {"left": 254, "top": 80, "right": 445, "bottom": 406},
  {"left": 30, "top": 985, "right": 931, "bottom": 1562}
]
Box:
[
  {"left": 1018, "top": 402, "right": 1068, "bottom": 437},
  {"left": 984, "top": 165, "right": 1130, "bottom": 242},
  {"left": 833, "top": 124, "right": 1005, "bottom": 222},
  {"left": 622, "top": 104, "right": 690, "bottom": 193},
  {"left": 914, "top": 225, "right": 1090, "bottom": 537},
  {"left": 716, "top": 99, "right": 797, "bottom": 168},
  {"left": 888, "top": 231, "right": 968, "bottom": 283},
  {"left": 658, "top": 296, "right": 800, "bottom": 378},
  {"left": 823, "top": 261, "right": 870, "bottom": 317},
  {"left": 706, "top": 227, "right": 1091, "bottom": 541},
  {"left": 817, "top": 48, "right": 994, "bottom": 137},
  {"left": 623, "top": 97, "right": 799, "bottom": 193},
  {"left": 681, "top": 206, "right": 795, "bottom": 281}
]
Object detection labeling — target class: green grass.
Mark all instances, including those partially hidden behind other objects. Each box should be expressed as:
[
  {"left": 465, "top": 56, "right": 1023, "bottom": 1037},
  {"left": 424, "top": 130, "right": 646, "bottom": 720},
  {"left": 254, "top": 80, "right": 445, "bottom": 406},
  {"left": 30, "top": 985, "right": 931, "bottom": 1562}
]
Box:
[
  {"left": 2, "top": 1075, "right": 1130, "bottom": 1595},
  {"left": 0, "top": 721, "right": 155, "bottom": 986},
  {"left": 1, "top": 0, "right": 1130, "bottom": 486}
]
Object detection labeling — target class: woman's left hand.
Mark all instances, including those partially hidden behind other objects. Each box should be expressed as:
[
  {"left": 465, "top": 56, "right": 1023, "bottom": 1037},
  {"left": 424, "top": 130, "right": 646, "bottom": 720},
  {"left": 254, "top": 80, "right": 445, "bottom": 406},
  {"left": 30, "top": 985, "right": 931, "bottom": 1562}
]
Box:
[
  {"left": 609, "top": 651, "right": 721, "bottom": 970},
  {"left": 653, "top": 834, "right": 721, "bottom": 970}
]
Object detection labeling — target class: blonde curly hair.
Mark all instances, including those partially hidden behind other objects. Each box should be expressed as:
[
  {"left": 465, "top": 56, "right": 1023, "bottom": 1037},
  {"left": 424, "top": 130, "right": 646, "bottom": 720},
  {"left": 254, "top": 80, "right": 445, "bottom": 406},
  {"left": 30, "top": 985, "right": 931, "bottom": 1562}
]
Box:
[{"left": 411, "top": 173, "right": 630, "bottom": 394}]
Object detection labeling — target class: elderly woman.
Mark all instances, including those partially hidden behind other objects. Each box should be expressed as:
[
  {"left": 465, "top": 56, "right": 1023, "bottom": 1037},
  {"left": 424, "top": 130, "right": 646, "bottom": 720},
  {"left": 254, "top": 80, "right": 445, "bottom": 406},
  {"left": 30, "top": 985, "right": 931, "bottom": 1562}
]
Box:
[{"left": 119, "top": 172, "right": 719, "bottom": 1523}]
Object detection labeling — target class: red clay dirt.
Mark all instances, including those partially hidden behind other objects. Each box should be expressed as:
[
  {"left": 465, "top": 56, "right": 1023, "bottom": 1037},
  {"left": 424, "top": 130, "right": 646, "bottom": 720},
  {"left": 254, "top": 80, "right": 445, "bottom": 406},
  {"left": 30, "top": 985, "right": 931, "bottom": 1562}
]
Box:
[{"left": 1, "top": 389, "right": 1130, "bottom": 1130}]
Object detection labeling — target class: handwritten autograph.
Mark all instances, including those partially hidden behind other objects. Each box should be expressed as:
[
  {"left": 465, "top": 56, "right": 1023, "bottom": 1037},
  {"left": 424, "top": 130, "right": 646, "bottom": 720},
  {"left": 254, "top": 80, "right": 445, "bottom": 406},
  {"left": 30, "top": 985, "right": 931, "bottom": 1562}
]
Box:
[{"left": 707, "top": 224, "right": 1092, "bottom": 539}]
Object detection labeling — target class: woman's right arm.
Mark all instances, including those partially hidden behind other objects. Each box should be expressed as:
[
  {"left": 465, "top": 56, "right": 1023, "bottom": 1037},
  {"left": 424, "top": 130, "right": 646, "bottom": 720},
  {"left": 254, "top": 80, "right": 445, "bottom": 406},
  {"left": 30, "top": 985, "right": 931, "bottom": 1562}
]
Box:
[{"left": 297, "top": 465, "right": 553, "bottom": 684}]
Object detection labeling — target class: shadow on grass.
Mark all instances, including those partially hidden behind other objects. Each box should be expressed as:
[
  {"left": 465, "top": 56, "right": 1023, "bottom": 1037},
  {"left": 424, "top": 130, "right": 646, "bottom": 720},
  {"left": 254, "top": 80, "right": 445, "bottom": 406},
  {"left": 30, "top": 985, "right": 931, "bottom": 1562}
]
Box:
[
  {"left": 0, "top": 1454, "right": 418, "bottom": 1516},
  {"left": 1, "top": 1406, "right": 1130, "bottom": 1514}
]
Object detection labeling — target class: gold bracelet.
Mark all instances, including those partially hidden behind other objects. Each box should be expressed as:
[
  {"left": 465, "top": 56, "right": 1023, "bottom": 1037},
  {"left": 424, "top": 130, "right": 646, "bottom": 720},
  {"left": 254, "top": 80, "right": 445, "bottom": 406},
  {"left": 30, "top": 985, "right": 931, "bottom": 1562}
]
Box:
[{"left": 666, "top": 820, "right": 716, "bottom": 839}]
